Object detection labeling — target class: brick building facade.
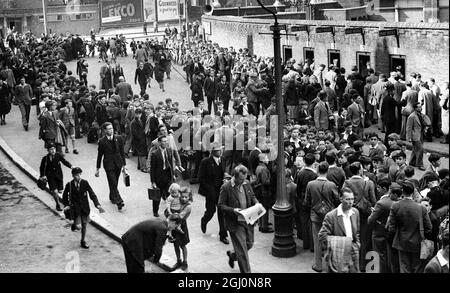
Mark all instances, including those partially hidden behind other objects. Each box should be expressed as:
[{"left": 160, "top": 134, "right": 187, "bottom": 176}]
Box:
[{"left": 202, "top": 15, "right": 449, "bottom": 86}]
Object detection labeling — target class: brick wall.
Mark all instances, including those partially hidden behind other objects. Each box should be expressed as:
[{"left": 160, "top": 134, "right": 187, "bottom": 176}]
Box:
[{"left": 203, "top": 16, "right": 450, "bottom": 86}]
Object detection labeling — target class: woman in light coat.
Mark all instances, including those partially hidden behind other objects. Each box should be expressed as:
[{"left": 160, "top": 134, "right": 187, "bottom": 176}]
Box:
[{"left": 440, "top": 82, "right": 449, "bottom": 144}]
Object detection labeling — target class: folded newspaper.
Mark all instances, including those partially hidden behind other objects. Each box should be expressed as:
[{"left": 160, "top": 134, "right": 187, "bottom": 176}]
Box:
[{"left": 238, "top": 203, "right": 266, "bottom": 225}]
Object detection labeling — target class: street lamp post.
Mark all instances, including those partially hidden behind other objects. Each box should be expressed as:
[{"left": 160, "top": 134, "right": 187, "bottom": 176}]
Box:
[
  {"left": 42, "top": 0, "right": 48, "bottom": 36},
  {"left": 255, "top": 0, "right": 296, "bottom": 258}
]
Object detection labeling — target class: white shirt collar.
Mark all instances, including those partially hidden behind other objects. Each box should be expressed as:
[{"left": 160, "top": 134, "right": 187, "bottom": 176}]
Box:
[
  {"left": 351, "top": 175, "right": 363, "bottom": 179},
  {"left": 213, "top": 156, "right": 220, "bottom": 165},
  {"left": 317, "top": 176, "right": 328, "bottom": 181},
  {"left": 380, "top": 193, "right": 390, "bottom": 200},
  {"left": 107, "top": 135, "right": 114, "bottom": 140},
  {"left": 337, "top": 204, "right": 355, "bottom": 217},
  {"left": 436, "top": 250, "right": 449, "bottom": 268}
]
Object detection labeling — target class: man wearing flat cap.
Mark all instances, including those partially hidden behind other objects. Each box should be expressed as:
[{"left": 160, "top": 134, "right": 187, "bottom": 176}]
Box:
[
  {"left": 63, "top": 167, "right": 105, "bottom": 249},
  {"left": 387, "top": 181, "right": 432, "bottom": 273}
]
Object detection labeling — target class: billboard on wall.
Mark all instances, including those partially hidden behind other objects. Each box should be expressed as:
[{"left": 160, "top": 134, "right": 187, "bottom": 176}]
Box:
[
  {"left": 143, "top": 0, "right": 156, "bottom": 22},
  {"left": 157, "top": 0, "right": 180, "bottom": 21},
  {"left": 100, "top": 0, "right": 144, "bottom": 27}
]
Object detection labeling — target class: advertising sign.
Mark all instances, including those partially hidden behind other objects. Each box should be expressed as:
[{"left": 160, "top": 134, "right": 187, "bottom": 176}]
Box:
[
  {"left": 143, "top": 0, "right": 156, "bottom": 22},
  {"left": 157, "top": 0, "right": 179, "bottom": 21},
  {"left": 100, "top": 0, "right": 144, "bottom": 27}
]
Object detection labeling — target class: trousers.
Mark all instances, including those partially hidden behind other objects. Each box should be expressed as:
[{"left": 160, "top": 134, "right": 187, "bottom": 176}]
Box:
[
  {"left": 312, "top": 221, "right": 323, "bottom": 269},
  {"left": 105, "top": 168, "right": 123, "bottom": 204},
  {"left": 201, "top": 193, "right": 228, "bottom": 239},
  {"left": 229, "top": 223, "right": 254, "bottom": 273},
  {"left": 409, "top": 140, "right": 424, "bottom": 168},
  {"left": 398, "top": 250, "right": 421, "bottom": 273},
  {"left": 18, "top": 103, "right": 31, "bottom": 127},
  {"left": 122, "top": 243, "right": 144, "bottom": 273}
]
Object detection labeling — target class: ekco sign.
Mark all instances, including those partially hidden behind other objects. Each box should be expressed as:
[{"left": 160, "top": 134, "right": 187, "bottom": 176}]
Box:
[
  {"left": 157, "top": 0, "right": 179, "bottom": 21},
  {"left": 100, "top": 0, "right": 144, "bottom": 27}
]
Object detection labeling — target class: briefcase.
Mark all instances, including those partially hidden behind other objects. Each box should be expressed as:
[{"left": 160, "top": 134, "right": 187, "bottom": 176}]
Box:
[
  {"left": 148, "top": 187, "right": 161, "bottom": 201},
  {"left": 123, "top": 173, "right": 130, "bottom": 187}
]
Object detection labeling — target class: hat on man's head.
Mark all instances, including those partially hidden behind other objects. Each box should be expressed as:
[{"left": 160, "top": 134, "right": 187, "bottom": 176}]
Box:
[
  {"left": 390, "top": 182, "right": 402, "bottom": 191},
  {"left": 46, "top": 142, "right": 56, "bottom": 149},
  {"left": 71, "top": 167, "right": 83, "bottom": 175}
]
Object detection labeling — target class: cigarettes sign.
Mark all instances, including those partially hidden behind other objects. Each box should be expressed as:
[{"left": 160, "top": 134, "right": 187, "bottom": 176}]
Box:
[
  {"left": 157, "top": 0, "right": 180, "bottom": 21},
  {"left": 100, "top": 0, "right": 144, "bottom": 27}
]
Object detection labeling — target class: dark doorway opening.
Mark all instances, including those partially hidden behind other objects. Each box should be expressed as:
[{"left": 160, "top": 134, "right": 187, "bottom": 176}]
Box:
[
  {"left": 390, "top": 54, "right": 406, "bottom": 78},
  {"left": 356, "top": 52, "right": 371, "bottom": 78},
  {"left": 303, "top": 47, "right": 314, "bottom": 67},
  {"left": 328, "top": 49, "right": 340, "bottom": 68},
  {"left": 247, "top": 35, "right": 254, "bottom": 56},
  {"left": 283, "top": 45, "right": 292, "bottom": 63}
]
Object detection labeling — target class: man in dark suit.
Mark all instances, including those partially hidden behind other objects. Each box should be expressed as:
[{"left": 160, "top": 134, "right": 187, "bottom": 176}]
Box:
[
  {"left": 219, "top": 165, "right": 258, "bottom": 273},
  {"left": 121, "top": 215, "right": 181, "bottom": 273},
  {"left": 318, "top": 187, "right": 361, "bottom": 273},
  {"left": 304, "top": 162, "right": 340, "bottom": 272},
  {"left": 381, "top": 82, "right": 407, "bottom": 147},
  {"left": 295, "top": 153, "right": 318, "bottom": 249},
  {"left": 199, "top": 142, "right": 229, "bottom": 244},
  {"left": 63, "top": 167, "right": 105, "bottom": 249},
  {"left": 387, "top": 181, "right": 432, "bottom": 273},
  {"left": 368, "top": 181, "right": 401, "bottom": 273},
  {"left": 149, "top": 135, "right": 175, "bottom": 217},
  {"left": 204, "top": 70, "right": 218, "bottom": 114},
  {"left": 95, "top": 122, "right": 127, "bottom": 211}
]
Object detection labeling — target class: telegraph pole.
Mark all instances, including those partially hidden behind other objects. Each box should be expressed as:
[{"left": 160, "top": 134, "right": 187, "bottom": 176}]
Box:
[{"left": 185, "top": 0, "right": 190, "bottom": 46}]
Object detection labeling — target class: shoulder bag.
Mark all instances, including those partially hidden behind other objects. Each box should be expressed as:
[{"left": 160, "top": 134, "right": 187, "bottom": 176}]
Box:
[
  {"left": 419, "top": 207, "right": 434, "bottom": 260},
  {"left": 37, "top": 157, "right": 48, "bottom": 190},
  {"left": 312, "top": 182, "right": 334, "bottom": 219}
]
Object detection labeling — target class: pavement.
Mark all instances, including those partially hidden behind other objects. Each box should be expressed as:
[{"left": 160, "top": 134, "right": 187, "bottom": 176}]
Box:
[
  {"left": 0, "top": 47, "right": 448, "bottom": 273},
  {"left": 0, "top": 155, "right": 164, "bottom": 273}
]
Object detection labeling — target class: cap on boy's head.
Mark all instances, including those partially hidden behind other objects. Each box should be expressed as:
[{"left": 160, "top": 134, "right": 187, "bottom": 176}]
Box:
[{"left": 71, "top": 167, "right": 83, "bottom": 175}]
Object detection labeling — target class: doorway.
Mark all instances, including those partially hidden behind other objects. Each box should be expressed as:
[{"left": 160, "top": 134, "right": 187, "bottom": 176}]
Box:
[
  {"left": 283, "top": 45, "right": 292, "bottom": 63},
  {"left": 303, "top": 47, "right": 314, "bottom": 67},
  {"left": 9, "top": 19, "right": 22, "bottom": 33},
  {"left": 390, "top": 54, "right": 406, "bottom": 78},
  {"left": 247, "top": 34, "right": 253, "bottom": 56},
  {"left": 328, "top": 49, "right": 340, "bottom": 68},
  {"left": 356, "top": 52, "right": 371, "bottom": 78}
]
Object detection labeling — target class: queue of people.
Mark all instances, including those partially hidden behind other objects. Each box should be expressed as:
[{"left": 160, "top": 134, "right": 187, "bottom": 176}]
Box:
[{"left": 0, "top": 25, "right": 448, "bottom": 274}]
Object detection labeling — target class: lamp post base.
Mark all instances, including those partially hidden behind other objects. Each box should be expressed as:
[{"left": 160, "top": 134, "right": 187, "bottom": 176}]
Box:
[{"left": 271, "top": 207, "right": 296, "bottom": 258}]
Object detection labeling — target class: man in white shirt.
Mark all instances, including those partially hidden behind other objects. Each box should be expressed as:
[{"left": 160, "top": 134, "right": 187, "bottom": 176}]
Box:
[{"left": 319, "top": 187, "right": 361, "bottom": 273}]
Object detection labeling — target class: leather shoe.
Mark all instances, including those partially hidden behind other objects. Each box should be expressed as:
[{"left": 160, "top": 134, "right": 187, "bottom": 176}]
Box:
[
  {"left": 80, "top": 241, "right": 89, "bottom": 249},
  {"left": 71, "top": 224, "right": 80, "bottom": 232},
  {"left": 201, "top": 221, "right": 207, "bottom": 234},
  {"left": 118, "top": 202, "right": 124, "bottom": 211},
  {"left": 220, "top": 237, "right": 229, "bottom": 245},
  {"left": 73, "top": 149, "right": 79, "bottom": 155},
  {"left": 312, "top": 265, "right": 322, "bottom": 273},
  {"left": 226, "top": 251, "right": 235, "bottom": 269},
  {"left": 153, "top": 212, "right": 160, "bottom": 217}
]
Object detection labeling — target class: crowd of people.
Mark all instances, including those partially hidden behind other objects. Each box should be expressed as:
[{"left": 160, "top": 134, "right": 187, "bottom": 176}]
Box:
[{"left": 0, "top": 24, "right": 448, "bottom": 274}]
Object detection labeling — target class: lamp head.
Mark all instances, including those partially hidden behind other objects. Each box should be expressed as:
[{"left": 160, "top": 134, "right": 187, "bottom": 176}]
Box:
[{"left": 273, "top": 0, "right": 283, "bottom": 7}]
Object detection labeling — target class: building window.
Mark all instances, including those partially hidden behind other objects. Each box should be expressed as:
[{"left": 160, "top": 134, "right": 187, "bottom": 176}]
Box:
[
  {"left": 38, "top": 15, "right": 44, "bottom": 23},
  {"left": 57, "top": 15, "right": 63, "bottom": 21}
]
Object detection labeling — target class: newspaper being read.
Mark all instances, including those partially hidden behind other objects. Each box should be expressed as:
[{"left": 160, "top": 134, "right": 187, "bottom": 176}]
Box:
[{"left": 238, "top": 203, "right": 266, "bottom": 225}]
